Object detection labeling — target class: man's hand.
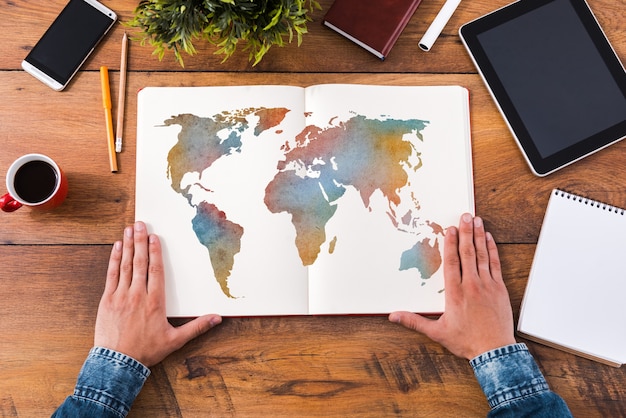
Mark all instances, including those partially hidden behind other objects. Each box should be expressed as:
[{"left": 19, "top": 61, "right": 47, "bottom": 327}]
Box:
[
  {"left": 389, "top": 213, "right": 516, "bottom": 360},
  {"left": 94, "top": 221, "right": 222, "bottom": 367}
]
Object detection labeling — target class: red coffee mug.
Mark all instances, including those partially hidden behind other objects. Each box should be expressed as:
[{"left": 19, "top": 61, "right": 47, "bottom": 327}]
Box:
[{"left": 1, "top": 154, "right": 68, "bottom": 212}]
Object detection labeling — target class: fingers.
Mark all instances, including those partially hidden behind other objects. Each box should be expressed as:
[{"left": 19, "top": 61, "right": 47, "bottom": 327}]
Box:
[
  {"left": 117, "top": 225, "right": 135, "bottom": 289},
  {"left": 457, "top": 213, "right": 478, "bottom": 280},
  {"left": 388, "top": 311, "right": 437, "bottom": 340},
  {"left": 472, "top": 216, "right": 491, "bottom": 279},
  {"left": 171, "top": 314, "right": 223, "bottom": 349},
  {"left": 147, "top": 233, "right": 165, "bottom": 297},
  {"left": 113, "top": 222, "right": 152, "bottom": 292},
  {"left": 457, "top": 213, "right": 494, "bottom": 283},
  {"left": 131, "top": 222, "right": 150, "bottom": 291},
  {"left": 443, "top": 225, "right": 461, "bottom": 287},
  {"left": 104, "top": 240, "right": 123, "bottom": 294},
  {"left": 486, "top": 232, "right": 504, "bottom": 284}
]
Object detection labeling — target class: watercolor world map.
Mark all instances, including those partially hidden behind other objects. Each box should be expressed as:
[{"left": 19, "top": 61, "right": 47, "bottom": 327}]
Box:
[{"left": 163, "top": 107, "right": 442, "bottom": 298}]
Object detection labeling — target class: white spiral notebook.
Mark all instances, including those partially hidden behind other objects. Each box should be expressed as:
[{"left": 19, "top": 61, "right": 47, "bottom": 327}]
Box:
[{"left": 518, "top": 189, "right": 626, "bottom": 367}]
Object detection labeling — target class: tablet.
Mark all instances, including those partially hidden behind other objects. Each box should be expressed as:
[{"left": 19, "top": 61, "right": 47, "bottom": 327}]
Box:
[{"left": 460, "top": 0, "right": 626, "bottom": 176}]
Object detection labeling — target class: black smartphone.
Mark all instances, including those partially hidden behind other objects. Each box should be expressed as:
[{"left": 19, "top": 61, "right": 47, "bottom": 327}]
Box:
[{"left": 22, "top": 0, "right": 117, "bottom": 91}]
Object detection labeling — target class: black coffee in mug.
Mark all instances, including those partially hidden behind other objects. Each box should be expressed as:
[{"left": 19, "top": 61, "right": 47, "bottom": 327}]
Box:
[{"left": 14, "top": 160, "right": 58, "bottom": 203}]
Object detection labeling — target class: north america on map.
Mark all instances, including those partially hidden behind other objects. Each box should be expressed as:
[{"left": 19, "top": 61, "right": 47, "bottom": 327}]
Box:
[{"left": 163, "top": 107, "right": 442, "bottom": 298}]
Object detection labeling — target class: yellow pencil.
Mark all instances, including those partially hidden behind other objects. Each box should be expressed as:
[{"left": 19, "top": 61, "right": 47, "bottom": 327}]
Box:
[{"left": 100, "top": 66, "right": 118, "bottom": 172}]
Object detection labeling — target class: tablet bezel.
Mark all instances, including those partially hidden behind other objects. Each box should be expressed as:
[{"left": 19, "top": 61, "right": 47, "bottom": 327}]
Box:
[{"left": 459, "top": 0, "right": 626, "bottom": 176}]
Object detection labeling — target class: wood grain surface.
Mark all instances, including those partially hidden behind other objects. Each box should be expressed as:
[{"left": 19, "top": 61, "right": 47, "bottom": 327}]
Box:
[{"left": 1, "top": 0, "right": 625, "bottom": 416}]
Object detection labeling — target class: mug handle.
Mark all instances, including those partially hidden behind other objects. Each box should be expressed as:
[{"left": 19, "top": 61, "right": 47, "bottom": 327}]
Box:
[{"left": 0, "top": 193, "right": 22, "bottom": 212}]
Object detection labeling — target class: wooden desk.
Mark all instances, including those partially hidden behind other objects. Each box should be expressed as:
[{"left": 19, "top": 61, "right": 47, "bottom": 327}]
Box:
[{"left": 1, "top": 0, "right": 625, "bottom": 416}]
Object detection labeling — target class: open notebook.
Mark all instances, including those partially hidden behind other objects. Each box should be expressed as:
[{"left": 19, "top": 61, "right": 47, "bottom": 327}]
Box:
[
  {"left": 518, "top": 189, "right": 626, "bottom": 367},
  {"left": 135, "top": 84, "right": 474, "bottom": 317}
]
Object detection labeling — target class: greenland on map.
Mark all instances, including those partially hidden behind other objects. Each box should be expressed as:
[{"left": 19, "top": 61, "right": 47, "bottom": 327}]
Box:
[{"left": 135, "top": 84, "right": 474, "bottom": 316}]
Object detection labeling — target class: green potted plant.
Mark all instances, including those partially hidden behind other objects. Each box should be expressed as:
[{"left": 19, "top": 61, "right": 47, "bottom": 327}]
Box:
[{"left": 128, "top": 0, "right": 321, "bottom": 66}]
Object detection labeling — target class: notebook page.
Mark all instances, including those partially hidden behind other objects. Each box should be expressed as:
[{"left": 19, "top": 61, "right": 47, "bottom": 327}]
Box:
[
  {"left": 136, "top": 86, "right": 311, "bottom": 316},
  {"left": 518, "top": 189, "right": 626, "bottom": 364}
]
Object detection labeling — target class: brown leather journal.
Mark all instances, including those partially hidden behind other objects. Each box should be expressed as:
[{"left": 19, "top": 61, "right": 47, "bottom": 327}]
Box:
[{"left": 323, "top": 0, "right": 423, "bottom": 60}]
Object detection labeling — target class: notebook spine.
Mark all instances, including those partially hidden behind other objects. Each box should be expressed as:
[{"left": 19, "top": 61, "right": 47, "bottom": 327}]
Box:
[{"left": 554, "top": 189, "right": 626, "bottom": 215}]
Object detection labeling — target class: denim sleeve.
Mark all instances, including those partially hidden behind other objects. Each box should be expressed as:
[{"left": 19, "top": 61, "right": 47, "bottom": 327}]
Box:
[
  {"left": 470, "top": 343, "right": 572, "bottom": 417},
  {"left": 51, "top": 347, "right": 150, "bottom": 418}
]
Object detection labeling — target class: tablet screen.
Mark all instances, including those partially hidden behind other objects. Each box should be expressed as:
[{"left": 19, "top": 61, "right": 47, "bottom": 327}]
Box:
[{"left": 460, "top": 0, "right": 626, "bottom": 175}]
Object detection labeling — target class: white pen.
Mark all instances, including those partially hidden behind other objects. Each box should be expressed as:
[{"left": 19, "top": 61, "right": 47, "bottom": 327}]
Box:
[{"left": 419, "top": 0, "right": 462, "bottom": 52}]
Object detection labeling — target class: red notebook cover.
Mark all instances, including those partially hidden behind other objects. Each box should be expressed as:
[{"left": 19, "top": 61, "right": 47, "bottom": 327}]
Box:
[{"left": 323, "top": 0, "right": 423, "bottom": 60}]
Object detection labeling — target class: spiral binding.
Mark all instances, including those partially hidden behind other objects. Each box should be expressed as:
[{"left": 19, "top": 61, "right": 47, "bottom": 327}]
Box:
[{"left": 554, "top": 189, "right": 625, "bottom": 215}]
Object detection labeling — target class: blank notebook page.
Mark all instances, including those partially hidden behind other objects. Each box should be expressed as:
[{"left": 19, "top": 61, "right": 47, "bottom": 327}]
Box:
[{"left": 518, "top": 189, "right": 626, "bottom": 365}]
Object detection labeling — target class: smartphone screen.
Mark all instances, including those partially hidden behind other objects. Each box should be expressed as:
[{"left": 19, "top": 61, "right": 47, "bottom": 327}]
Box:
[{"left": 22, "top": 0, "right": 116, "bottom": 91}]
